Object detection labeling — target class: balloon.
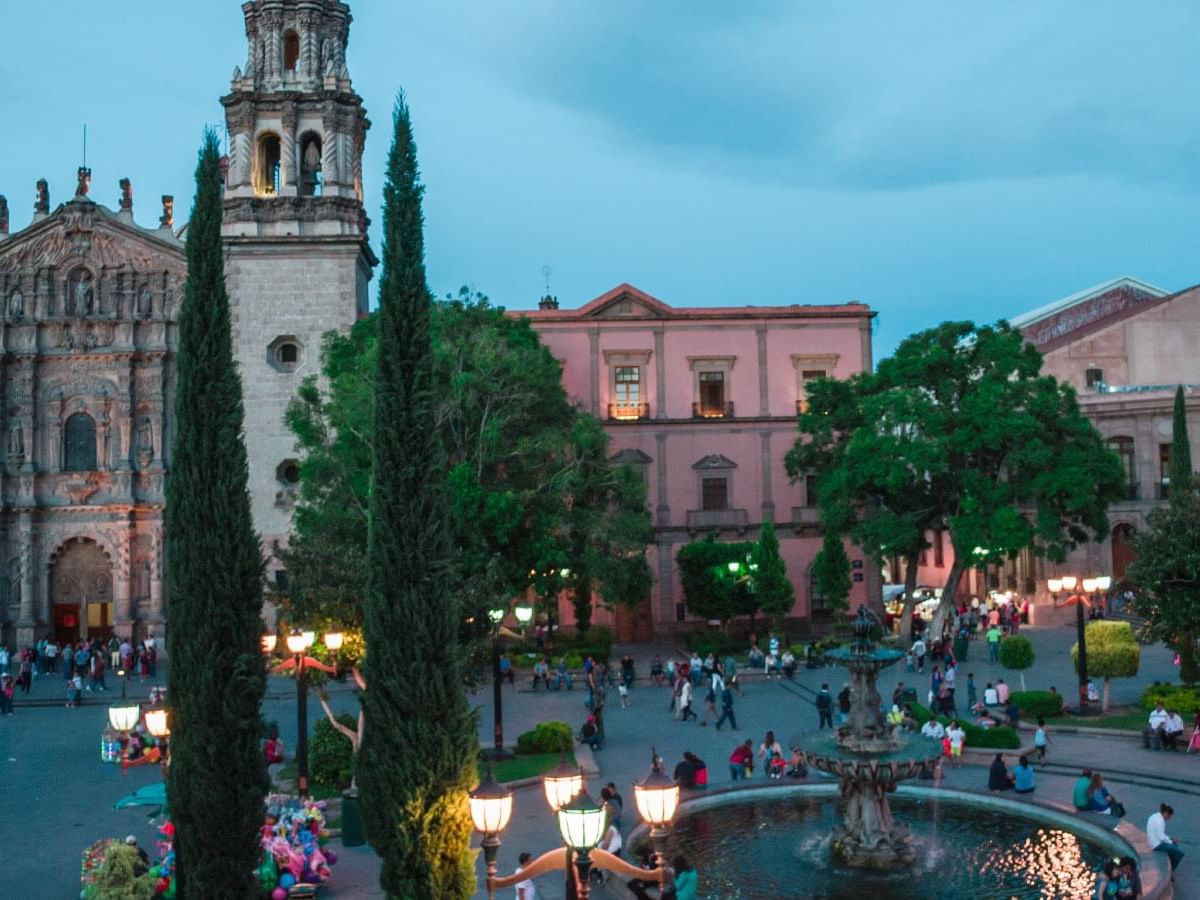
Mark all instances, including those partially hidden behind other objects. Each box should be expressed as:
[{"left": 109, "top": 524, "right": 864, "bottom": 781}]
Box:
[
  {"left": 323, "top": 850, "right": 337, "bottom": 866},
  {"left": 271, "top": 890, "right": 287, "bottom": 900},
  {"left": 162, "top": 877, "right": 176, "bottom": 900},
  {"left": 155, "top": 877, "right": 170, "bottom": 895},
  {"left": 278, "top": 873, "right": 295, "bottom": 889}
]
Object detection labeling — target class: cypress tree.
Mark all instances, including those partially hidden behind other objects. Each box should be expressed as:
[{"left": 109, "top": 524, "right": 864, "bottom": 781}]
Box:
[
  {"left": 1170, "top": 385, "right": 1193, "bottom": 494},
  {"left": 165, "top": 132, "right": 268, "bottom": 898},
  {"left": 357, "top": 95, "right": 477, "bottom": 897}
]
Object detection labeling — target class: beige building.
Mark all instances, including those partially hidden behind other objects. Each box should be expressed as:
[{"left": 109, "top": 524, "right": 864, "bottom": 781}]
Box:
[{"left": 0, "top": 177, "right": 183, "bottom": 647}]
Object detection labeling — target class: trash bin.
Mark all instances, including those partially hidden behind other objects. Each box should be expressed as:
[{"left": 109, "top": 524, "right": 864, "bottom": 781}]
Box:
[
  {"left": 953, "top": 636, "right": 969, "bottom": 662},
  {"left": 340, "top": 788, "right": 365, "bottom": 847}
]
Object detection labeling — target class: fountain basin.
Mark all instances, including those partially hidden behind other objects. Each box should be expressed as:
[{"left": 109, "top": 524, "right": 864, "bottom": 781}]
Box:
[{"left": 630, "top": 784, "right": 1172, "bottom": 899}]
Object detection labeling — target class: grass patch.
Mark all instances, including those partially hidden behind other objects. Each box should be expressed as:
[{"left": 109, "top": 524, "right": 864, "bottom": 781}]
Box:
[
  {"left": 274, "top": 761, "right": 343, "bottom": 801},
  {"left": 1049, "top": 708, "right": 1147, "bottom": 731},
  {"left": 479, "top": 751, "right": 576, "bottom": 783}
]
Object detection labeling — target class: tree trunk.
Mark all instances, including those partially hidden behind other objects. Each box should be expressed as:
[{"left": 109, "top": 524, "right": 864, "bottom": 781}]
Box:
[
  {"left": 898, "top": 551, "right": 920, "bottom": 648},
  {"left": 1102, "top": 676, "right": 1111, "bottom": 713},
  {"left": 1019, "top": 672, "right": 1027, "bottom": 692},
  {"left": 929, "top": 558, "right": 967, "bottom": 642},
  {"left": 1180, "top": 631, "right": 1200, "bottom": 685}
]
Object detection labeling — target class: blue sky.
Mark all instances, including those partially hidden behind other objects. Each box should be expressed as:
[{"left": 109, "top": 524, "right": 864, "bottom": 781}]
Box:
[{"left": 3, "top": 1, "right": 1198, "bottom": 356}]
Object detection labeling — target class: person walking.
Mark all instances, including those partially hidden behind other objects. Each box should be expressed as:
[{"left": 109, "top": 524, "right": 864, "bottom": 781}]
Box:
[
  {"left": 715, "top": 685, "right": 738, "bottom": 731},
  {"left": 679, "top": 677, "right": 696, "bottom": 722},
  {"left": 816, "top": 683, "right": 834, "bottom": 729},
  {"left": 986, "top": 623, "right": 1002, "bottom": 662},
  {"left": 911, "top": 636, "right": 927, "bottom": 674},
  {"left": 699, "top": 680, "right": 719, "bottom": 727},
  {"left": 1033, "top": 717, "right": 1049, "bottom": 763},
  {"left": 946, "top": 720, "right": 965, "bottom": 768},
  {"left": 1147, "top": 804, "right": 1184, "bottom": 873}
]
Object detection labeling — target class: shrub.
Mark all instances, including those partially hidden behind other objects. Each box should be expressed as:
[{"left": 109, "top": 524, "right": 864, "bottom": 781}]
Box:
[
  {"left": 1073, "top": 621, "right": 1140, "bottom": 711},
  {"left": 908, "top": 703, "right": 1021, "bottom": 750},
  {"left": 685, "top": 631, "right": 745, "bottom": 659},
  {"left": 515, "top": 721, "right": 573, "bottom": 755},
  {"left": 999, "top": 635, "right": 1035, "bottom": 670},
  {"left": 563, "top": 652, "right": 584, "bottom": 670},
  {"left": 1009, "top": 690, "right": 1063, "bottom": 719},
  {"left": 309, "top": 712, "right": 356, "bottom": 787},
  {"left": 1140, "top": 683, "right": 1200, "bottom": 716}
]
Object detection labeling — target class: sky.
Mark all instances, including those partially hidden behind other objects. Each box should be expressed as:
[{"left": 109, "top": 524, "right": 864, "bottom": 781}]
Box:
[{"left": 3, "top": 1, "right": 1199, "bottom": 357}]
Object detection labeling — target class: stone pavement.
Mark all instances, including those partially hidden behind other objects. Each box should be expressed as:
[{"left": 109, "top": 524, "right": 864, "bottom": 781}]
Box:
[{"left": 2, "top": 622, "right": 1195, "bottom": 898}]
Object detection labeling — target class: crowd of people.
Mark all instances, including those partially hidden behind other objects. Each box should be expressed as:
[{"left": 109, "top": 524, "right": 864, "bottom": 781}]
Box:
[{"left": 0, "top": 634, "right": 159, "bottom": 709}]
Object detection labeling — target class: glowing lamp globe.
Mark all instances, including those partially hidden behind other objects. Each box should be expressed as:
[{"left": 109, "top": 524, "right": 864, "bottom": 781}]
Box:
[
  {"left": 1060, "top": 576, "right": 1078, "bottom": 591},
  {"left": 144, "top": 708, "right": 170, "bottom": 739},
  {"left": 633, "top": 764, "right": 679, "bottom": 827},
  {"left": 1082, "top": 578, "right": 1099, "bottom": 594},
  {"left": 487, "top": 607, "right": 506, "bottom": 626},
  {"left": 514, "top": 604, "right": 533, "bottom": 625},
  {"left": 302, "top": 630, "right": 316, "bottom": 649},
  {"left": 261, "top": 634, "right": 278, "bottom": 654},
  {"left": 543, "top": 759, "right": 583, "bottom": 812},
  {"left": 108, "top": 701, "right": 141, "bottom": 734},
  {"left": 1096, "top": 576, "right": 1113, "bottom": 591},
  {"left": 468, "top": 773, "right": 513, "bottom": 837},
  {"left": 727, "top": 561, "right": 741, "bottom": 574},
  {"left": 285, "top": 632, "right": 308, "bottom": 655},
  {"left": 557, "top": 790, "right": 606, "bottom": 852},
  {"left": 1046, "top": 579, "right": 1063, "bottom": 593},
  {"left": 323, "top": 631, "right": 344, "bottom": 652}
]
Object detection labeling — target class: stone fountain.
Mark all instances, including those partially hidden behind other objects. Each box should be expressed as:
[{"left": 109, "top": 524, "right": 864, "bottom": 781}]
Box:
[{"left": 800, "top": 606, "right": 944, "bottom": 868}]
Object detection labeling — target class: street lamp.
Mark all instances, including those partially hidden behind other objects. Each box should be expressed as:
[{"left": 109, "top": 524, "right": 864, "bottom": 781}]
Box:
[
  {"left": 557, "top": 790, "right": 608, "bottom": 897},
  {"left": 1060, "top": 575, "right": 1078, "bottom": 591},
  {"left": 634, "top": 748, "right": 679, "bottom": 875},
  {"left": 514, "top": 604, "right": 533, "bottom": 627},
  {"left": 543, "top": 755, "right": 584, "bottom": 812},
  {"left": 266, "top": 629, "right": 340, "bottom": 795},
  {"left": 108, "top": 700, "right": 141, "bottom": 734},
  {"left": 262, "top": 633, "right": 278, "bottom": 654},
  {"left": 486, "top": 605, "right": 513, "bottom": 760},
  {"left": 324, "top": 631, "right": 344, "bottom": 652},
  {"left": 469, "top": 769, "right": 514, "bottom": 898},
  {"left": 1048, "top": 577, "right": 1090, "bottom": 713}
]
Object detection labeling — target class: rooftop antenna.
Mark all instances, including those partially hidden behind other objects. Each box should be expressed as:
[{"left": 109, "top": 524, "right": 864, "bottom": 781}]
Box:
[
  {"left": 83, "top": 124, "right": 88, "bottom": 168},
  {"left": 542, "top": 265, "right": 553, "bottom": 294},
  {"left": 538, "top": 265, "right": 559, "bottom": 311}
]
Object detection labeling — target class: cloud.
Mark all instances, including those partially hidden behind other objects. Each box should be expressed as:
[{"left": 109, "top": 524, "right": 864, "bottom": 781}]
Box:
[{"left": 454, "top": 1, "right": 1200, "bottom": 191}]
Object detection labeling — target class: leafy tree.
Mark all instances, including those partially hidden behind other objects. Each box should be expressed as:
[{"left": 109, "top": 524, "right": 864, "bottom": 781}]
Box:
[
  {"left": 1128, "top": 485, "right": 1200, "bottom": 684},
  {"left": 356, "top": 95, "right": 476, "bottom": 898},
  {"left": 998, "top": 634, "right": 1035, "bottom": 692},
  {"left": 792, "top": 322, "right": 1125, "bottom": 641},
  {"left": 92, "top": 843, "right": 156, "bottom": 900},
  {"left": 754, "top": 520, "right": 795, "bottom": 630},
  {"left": 676, "top": 537, "right": 758, "bottom": 630},
  {"left": 165, "top": 133, "right": 268, "bottom": 899},
  {"left": 1071, "top": 620, "right": 1140, "bottom": 711},
  {"left": 1170, "top": 385, "right": 1193, "bottom": 493},
  {"left": 812, "top": 528, "right": 852, "bottom": 616}
]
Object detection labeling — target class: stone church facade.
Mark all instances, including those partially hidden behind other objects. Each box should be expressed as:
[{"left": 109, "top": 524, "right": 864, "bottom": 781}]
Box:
[{"left": 0, "top": 0, "right": 373, "bottom": 646}]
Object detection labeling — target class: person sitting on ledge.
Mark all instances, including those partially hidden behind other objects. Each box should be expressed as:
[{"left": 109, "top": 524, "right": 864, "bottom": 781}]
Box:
[
  {"left": 1012, "top": 755, "right": 1035, "bottom": 794},
  {"left": 988, "top": 753, "right": 1014, "bottom": 793},
  {"left": 1072, "top": 768, "right": 1094, "bottom": 811},
  {"left": 1163, "top": 709, "right": 1186, "bottom": 751},
  {"left": 983, "top": 682, "right": 999, "bottom": 706},
  {"left": 579, "top": 714, "right": 601, "bottom": 751},
  {"left": 673, "top": 751, "right": 707, "bottom": 790}
]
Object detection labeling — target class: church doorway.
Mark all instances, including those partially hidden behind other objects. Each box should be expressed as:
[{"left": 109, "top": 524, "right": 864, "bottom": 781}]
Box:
[{"left": 50, "top": 538, "right": 113, "bottom": 646}]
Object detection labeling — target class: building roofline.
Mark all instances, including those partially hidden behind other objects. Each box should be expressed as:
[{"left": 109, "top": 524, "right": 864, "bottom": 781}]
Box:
[{"left": 1010, "top": 276, "right": 1168, "bottom": 330}]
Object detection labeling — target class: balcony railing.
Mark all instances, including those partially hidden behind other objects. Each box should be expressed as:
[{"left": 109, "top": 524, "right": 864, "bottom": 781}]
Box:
[
  {"left": 692, "top": 401, "right": 734, "bottom": 419},
  {"left": 608, "top": 401, "right": 650, "bottom": 421},
  {"left": 686, "top": 508, "right": 749, "bottom": 534}
]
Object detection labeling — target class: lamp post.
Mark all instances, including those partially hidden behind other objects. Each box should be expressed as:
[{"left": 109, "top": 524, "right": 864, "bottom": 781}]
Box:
[
  {"left": 633, "top": 748, "right": 680, "bottom": 872},
  {"left": 557, "top": 790, "right": 607, "bottom": 898},
  {"left": 1049, "top": 576, "right": 1091, "bottom": 713},
  {"left": 486, "top": 604, "right": 530, "bottom": 761},
  {"left": 469, "top": 769, "right": 514, "bottom": 897},
  {"left": 144, "top": 705, "right": 171, "bottom": 774},
  {"left": 263, "top": 628, "right": 339, "bottom": 795}
]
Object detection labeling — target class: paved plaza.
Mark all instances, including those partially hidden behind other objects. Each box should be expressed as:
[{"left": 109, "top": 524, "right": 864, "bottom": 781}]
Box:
[{"left": 2, "top": 622, "right": 1197, "bottom": 898}]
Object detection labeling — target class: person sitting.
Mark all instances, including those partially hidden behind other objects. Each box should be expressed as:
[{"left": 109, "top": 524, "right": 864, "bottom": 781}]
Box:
[
  {"left": 786, "top": 747, "right": 808, "bottom": 778},
  {"left": 579, "top": 714, "right": 602, "bottom": 751},
  {"left": 1088, "top": 772, "right": 1118, "bottom": 815},
  {"left": 531, "top": 657, "right": 550, "bottom": 690},
  {"left": 729, "top": 740, "right": 754, "bottom": 781},
  {"left": 498, "top": 653, "right": 515, "bottom": 685},
  {"left": 995, "top": 679, "right": 1010, "bottom": 705},
  {"left": 1072, "top": 768, "right": 1094, "bottom": 811},
  {"left": 673, "top": 752, "right": 707, "bottom": 790},
  {"left": 553, "top": 657, "right": 573, "bottom": 691},
  {"left": 1162, "top": 709, "right": 1186, "bottom": 751},
  {"left": 988, "top": 753, "right": 1014, "bottom": 793},
  {"left": 649, "top": 655, "right": 665, "bottom": 687},
  {"left": 781, "top": 649, "right": 797, "bottom": 680},
  {"left": 921, "top": 717, "right": 946, "bottom": 741},
  {"left": 1012, "top": 754, "right": 1035, "bottom": 794},
  {"left": 748, "top": 645, "right": 765, "bottom": 670},
  {"left": 764, "top": 652, "right": 780, "bottom": 679},
  {"left": 1145, "top": 702, "right": 1168, "bottom": 749},
  {"left": 886, "top": 704, "right": 906, "bottom": 730},
  {"left": 264, "top": 736, "right": 286, "bottom": 766},
  {"left": 983, "top": 682, "right": 999, "bottom": 706},
  {"left": 1005, "top": 698, "right": 1020, "bottom": 728}
]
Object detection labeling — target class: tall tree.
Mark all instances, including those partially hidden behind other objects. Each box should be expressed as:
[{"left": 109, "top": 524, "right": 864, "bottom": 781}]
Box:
[
  {"left": 356, "top": 96, "right": 477, "bottom": 897},
  {"left": 754, "top": 520, "right": 796, "bottom": 630},
  {"left": 812, "top": 528, "right": 852, "bottom": 615},
  {"left": 165, "top": 132, "right": 268, "bottom": 899},
  {"left": 1170, "top": 385, "right": 1193, "bottom": 493}
]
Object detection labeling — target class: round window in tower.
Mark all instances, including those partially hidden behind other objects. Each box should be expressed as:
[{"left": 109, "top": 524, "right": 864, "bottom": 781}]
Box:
[
  {"left": 267, "top": 335, "right": 304, "bottom": 372},
  {"left": 277, "top": 459, "right": 301, "bottom": 486}
]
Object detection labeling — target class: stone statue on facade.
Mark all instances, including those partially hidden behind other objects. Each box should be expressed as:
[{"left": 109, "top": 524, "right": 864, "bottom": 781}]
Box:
[
  {"left": 136, "top": 418, "right": 154, "bottom": 465},
  {"left": 75, "top": 167, "right": 92, "bottom": 199},
  {"left": 66, "top": 271, "right": 94, "bottom": 318},
  {"left": 160, "top": 195, "right": 174, "bottom": 230},
  {"left": 8, "top": 424, "right": 25, "bottom": 461},
  {"left": 119, "top": 178, "right": 133, "bottom": 211},
  {"left": 9, "top": 288, "right": 23, "bottom": 318},
  {"left": 0, "top": 195, "right": 9, "bottom": 235},
  {"left": 35, "top": 179, "right": 49, "bottom": 214},
  {"left": 137, "top": 286, "right": 153, "bottom": 318}
]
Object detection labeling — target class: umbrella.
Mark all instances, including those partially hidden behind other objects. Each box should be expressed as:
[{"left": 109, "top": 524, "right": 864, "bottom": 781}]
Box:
[{"left": 113, "top": 781, "right": 168, "bottom": 816}]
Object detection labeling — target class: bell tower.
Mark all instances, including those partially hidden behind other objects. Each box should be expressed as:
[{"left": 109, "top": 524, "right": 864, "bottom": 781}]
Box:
[{"left": 221, "top": 0, "right": 375, "bottom": 558}]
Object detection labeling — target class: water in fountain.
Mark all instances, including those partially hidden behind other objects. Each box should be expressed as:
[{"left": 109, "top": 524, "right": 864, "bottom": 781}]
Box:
[{"left": 799, "top": 606, "right": 945, "bottom": 868}]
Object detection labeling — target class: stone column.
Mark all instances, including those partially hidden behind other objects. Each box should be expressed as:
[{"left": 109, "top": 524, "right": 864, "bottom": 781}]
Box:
[
  {"left": 147, "top": 534, "right": 165, "bottom": 630},
  {"left": 657, "top": 538, "right": 676, "bottom": 630},
  {"left": 654, "top": 328, "right": 666, "bottom": 419},
  {"left": 588, "top": 328, "right": 601, "bottom": 415},
  {"left": 760, "top": 430, "right": 775, "bottom": 522},
  {"left": 757, "top": 325, "right": 770, "bottom": 416},
  {"left": 113, "top": 525, "right": 133, "bottom": 639},
  {"left": 282, "top": 108, "right": 298, "bottom": 194},
  {"left": 655, "top": 431, "right": 670, "bottom": 526},
  {"left": 15, "top": 512, "right": 35, "bottom": 644}
]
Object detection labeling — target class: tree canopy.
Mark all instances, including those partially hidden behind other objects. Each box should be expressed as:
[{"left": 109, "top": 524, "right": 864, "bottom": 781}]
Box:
[
  {"left": 1072, "top": 620, "right": 1140, "bottom": 711},
  {"left": 676, "top": 536, "right": 759, "bottom": 629},
  {"left": 754, "top": 520, "right": 795, "bottom": 629},
  {"left": 789, "top": 321, "right": 1125, "bottom": 638}
]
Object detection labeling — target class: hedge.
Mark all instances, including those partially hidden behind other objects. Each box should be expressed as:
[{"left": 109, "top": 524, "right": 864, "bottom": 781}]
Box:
[
  {"left": 515, "top": 721, "right": 574, "bottom": 755},
  {"left": 309, "top": 712, "right": 356, "bottom": 787},
  {"left": 908, "top": 702, "right": 1022, "bottom": 750},
  {"left": 684, "top": 632, "right": 745, "bottom": 660},
  {"left": 1009, "top": 690, "right": 1063, "bottom": 719},
  {"left": 1141, "top": 683, "right": 1200, "bottom": 716}
]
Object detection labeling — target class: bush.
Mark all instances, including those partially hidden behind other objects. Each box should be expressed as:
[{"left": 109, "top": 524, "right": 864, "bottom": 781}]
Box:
[
  {"left": 1009, "top": 690, "right": 1063, "bottom": 718},
  {"left": 1141, "top": 683, "right": 1200, "bottom": 716},
  {"left": 998, "top": 635, "right": 1035, "bottom": 670},
  {"left": 309, "top": 712, "right": 356, "bottom": 787},
  {"left": 908, "top": 703, "right": 1022, "bottom": 750},
  {"left": 515, "top": 721, "right": 573, "bottom": 755},
  {"left": 685, "top": 631, "right": 745, "bottom": 659}
]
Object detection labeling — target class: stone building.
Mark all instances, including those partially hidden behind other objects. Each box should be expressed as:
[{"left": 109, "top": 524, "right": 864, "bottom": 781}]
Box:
[
  {"left": 524, "top": 284, "right": 879, "bottom": 638},
  {"left": 221, "top": 0, "right": 375, "bottom": 569},
  {"left": 0, "top": 174, "right": 183, "bottom": 647}
]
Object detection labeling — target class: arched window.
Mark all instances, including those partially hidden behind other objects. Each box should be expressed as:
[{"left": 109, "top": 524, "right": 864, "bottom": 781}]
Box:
[
  {"left": 64, "top": 413, "right": 97, "bottom": 472},
  {"left": 284, "top": 31, "right": 301, "bottom": 72},
  {"left": 299, "top": 134, "right": 322, "bottom": 197},
  {"left": 258, "top": 134, "right": 282, "bottom": 195}
]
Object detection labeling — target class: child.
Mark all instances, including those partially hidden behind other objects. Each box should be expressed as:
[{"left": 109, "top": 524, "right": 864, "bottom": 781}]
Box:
[
  {"left": 66, "top": 672, "right": 82, "bottom": 708},
  {"left": 618, "top": 682, "right": 631, "bottom": 708},
  {"left": 1033, "top": 717, "right": 1048, "bottom": 763},
  {"left": 905, "top": 648, "right": 915, "bottom": 673},
  {"left": 966, "top": 672, "right": 977, "bottom": 708}
]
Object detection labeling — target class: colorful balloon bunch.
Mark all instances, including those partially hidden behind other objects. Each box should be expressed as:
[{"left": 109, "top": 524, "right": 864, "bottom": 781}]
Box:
[{"left": 257, "top": 797, "right": 337, "bottom": 897}]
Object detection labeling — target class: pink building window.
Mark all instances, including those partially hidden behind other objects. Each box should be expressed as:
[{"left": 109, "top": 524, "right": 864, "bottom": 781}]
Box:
[
  {"left": 696, "top": 371, "right": 729, "bottom": 418},
  {"left": 701, "top": 477, "right": 729, "bottom": 511},
  {"left": 610, "top": 366, "right": 647, "bottom": 420}
]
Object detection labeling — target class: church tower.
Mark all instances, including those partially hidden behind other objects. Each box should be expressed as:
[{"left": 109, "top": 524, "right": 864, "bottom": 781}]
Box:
[{"left": 221, "top": 0, "right": 375, "bottom": 561}]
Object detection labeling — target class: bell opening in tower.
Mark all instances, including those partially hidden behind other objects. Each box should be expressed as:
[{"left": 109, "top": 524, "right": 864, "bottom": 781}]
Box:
[
  {"left": 258, "top": 134, "right": 282, "bottom": 196},
  {"left": 300, "top": 134, "right": 323, "bottom": 197},
  {"left": 284, "top": 31, "right": 300, "bottom": 72}
]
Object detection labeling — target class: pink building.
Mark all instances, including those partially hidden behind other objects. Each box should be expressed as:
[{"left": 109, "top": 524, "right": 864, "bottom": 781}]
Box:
[{"left": 520, "top": 284, "right": 878, "bottom": 639}]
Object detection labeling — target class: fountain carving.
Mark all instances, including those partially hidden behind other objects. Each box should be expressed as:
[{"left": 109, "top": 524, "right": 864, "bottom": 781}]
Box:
[{"left": 801, "top": 606, "right": 943, "bottom": 868}]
